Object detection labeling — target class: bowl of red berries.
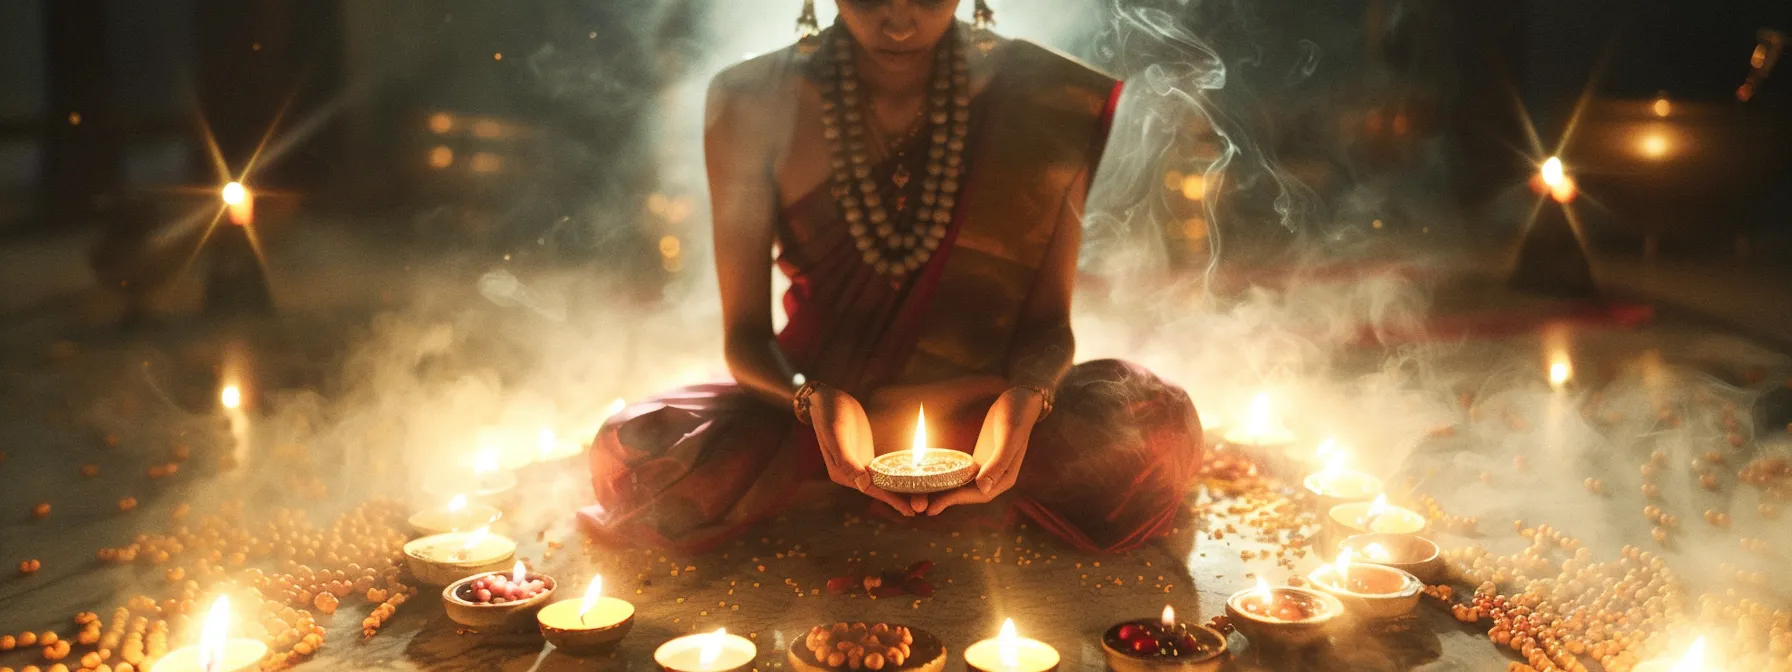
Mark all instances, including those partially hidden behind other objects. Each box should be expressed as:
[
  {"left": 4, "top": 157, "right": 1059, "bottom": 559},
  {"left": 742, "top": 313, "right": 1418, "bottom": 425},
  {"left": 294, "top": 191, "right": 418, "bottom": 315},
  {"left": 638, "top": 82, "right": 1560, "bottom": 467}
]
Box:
[
  {"left": 1101, "top": 606, "right": 1228, "bottom": 672},
  {"left": 442, "top": 561, "right": 557, "bottom": 630}
]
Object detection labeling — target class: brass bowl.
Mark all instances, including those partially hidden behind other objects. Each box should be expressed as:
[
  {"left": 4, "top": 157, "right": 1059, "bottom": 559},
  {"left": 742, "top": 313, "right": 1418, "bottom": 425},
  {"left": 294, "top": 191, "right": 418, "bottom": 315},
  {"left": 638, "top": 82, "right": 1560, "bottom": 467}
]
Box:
[
  {"left": 1339, "top": 533, "right": 1443, "bottom": 584},
  {"left": 1309, "top": 564, "right": 1423, "bottom": 620},
  {"left": 1225, "top": 587, "right": 1343, "bottom": 649},
  {"left": 442, "top": 571, "right": 556, "bottom": 630},
  {"left": 1100, "top": 621, "right": 1228, "bottom": 672}
]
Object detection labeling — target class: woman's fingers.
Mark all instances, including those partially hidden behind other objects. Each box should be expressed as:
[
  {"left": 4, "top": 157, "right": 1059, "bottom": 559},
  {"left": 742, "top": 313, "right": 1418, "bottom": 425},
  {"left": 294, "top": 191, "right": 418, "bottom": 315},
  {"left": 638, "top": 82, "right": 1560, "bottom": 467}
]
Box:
[
  {"left": 925, "top": 486, "right": 992, "bottom": 516},
  {"left": 909, "top": 494, "right": 929, "bottom": 514},
  {"left": 864, "top": 485, "right": 917, "bottom": 517}
]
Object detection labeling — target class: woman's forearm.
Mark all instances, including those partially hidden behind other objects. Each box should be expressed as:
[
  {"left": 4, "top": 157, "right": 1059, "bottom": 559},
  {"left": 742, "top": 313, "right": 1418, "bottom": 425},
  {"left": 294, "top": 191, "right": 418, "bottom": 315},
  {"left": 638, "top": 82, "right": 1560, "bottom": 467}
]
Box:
[
  {"left": 725, "top": 335, "right": 802, "bottom": 406},
  {"left": 1005, "top": 319, "right": 1074, "bottom": 392}
]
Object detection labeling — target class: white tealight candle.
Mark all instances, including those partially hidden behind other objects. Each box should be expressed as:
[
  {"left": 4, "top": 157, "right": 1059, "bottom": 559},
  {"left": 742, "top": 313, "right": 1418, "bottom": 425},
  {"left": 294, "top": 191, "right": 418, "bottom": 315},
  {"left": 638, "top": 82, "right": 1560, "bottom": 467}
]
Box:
[
  {"left": 156, "top": 596, "right": 268, "bottom": 672},
  {"left": 965, "top": 619, "right": 1059, "bottom": 672},
  {"left": 655, "top": 628, "right": 756, "bottom": 672}
]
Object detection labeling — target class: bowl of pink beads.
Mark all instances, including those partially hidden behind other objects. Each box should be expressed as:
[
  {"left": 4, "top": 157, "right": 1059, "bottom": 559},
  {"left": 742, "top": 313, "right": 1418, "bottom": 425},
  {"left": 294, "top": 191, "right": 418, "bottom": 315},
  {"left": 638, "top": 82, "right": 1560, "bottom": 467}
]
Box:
[{"left": 442, "top": 561, "right": 557, "bottom": 630}]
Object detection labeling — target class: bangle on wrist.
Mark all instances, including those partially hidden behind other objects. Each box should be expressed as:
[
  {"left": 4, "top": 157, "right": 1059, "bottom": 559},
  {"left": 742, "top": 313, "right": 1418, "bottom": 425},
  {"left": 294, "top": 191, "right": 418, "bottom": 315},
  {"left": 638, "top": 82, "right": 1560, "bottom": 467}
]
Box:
[{"left": 794, "top": 379, "right": 827, "bottom": 425}]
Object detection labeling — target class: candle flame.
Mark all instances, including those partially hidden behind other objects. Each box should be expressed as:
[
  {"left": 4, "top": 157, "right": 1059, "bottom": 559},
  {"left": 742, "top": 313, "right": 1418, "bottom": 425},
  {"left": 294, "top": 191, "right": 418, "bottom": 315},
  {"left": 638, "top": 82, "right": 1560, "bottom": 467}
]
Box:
[
  {"left": 1334, "top": 547, "right": 1354, "bottom": 582},
  {"left": 698, "top": 628, "right": 727, "bottom": 667},
  {"left": 1161, "top": 605, "right": 1176, "bottom": 629},
  {"left": 461, "top": 527, "right": 490, "bottom": 550},
  {"left": 473, "top": 449, "right": 499, "bottom": 474},
  {"left": 512, "top": 560, "right": 527, "bottom": 584},
  {"left": 1323, "top": 447, "right": 1347, "bottom": 475},
  {"left": 1244, "top": 392, "right": 1275, "bottom": 438},
  {"left": 1539, "top": 157, "right": 1576, "bottom": 203},
  {"left": 607, "top": 397, "right": 627, "bottom": 416},
  {"left": 1549, "top": 358, "right": 1572, "bottom": 388},
  {"left": 221, "top": 182, "right": 248, "bottom": 206},
  {"left": 1362, "top": 495, "right": 1389, "bottom": 528},
  {"left": 1252, "top": 578, "right": 1272, "bottom": 606},
  {"left": 578, "top": 575, "right": 603, "bottom": 620},
  {"left": 1313, "top": 438, "right": 1335, "bottom": 462},
  {"left": 447, "top": 495, "right": 467, "bottom": 513},
  {"left": 199, "top": 596, "right": 231, "bottom": 672},
  {"left": 1668, "top": 637, "right": 1705, "bottom": 672},
  {"left": 912, "top": 406, "right": 929, "bottom": 466},
  {"left": 538, "top": 427, "right": 558, "bottom": 458},
  {"left": 998, "top": 619, "right": 1020, "bottom": 668},
  {"left": 1363, "top": 543, "right": 1392, "bottom": 562},
  {"left": 220, "top": 384, "right": 242, "bottom": 410}
]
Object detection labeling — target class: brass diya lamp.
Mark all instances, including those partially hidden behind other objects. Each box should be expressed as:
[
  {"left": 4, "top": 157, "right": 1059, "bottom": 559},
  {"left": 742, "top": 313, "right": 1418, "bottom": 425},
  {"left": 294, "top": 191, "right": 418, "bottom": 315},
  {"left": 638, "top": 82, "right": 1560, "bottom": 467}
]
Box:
[
  {"left": 1308, "top": 549, "right": 1423, "bottom": 620},
  {"left": 442, "top": 561, "right": 557, "bottom": 630},
  {"left": 402, "top": 527, "right": 517, "bottom": 586},
  {"left": 1339, "top": 533, "right": 1442, "bottom": 583},
  {"left": 656, "top": 628, "right": 757, "bottom": 672},
  {"left": 1101, "top": 606, "right": 1228, "bottom": 672},
  {"left": 869, "top": 406, "right": 977, "bottom": 494},
  {"left": 538, "top": 574, "right": 636, "bottom": 656},
  {"left": 1224, "top": 579, "right": 1344, "bottom": 649}
]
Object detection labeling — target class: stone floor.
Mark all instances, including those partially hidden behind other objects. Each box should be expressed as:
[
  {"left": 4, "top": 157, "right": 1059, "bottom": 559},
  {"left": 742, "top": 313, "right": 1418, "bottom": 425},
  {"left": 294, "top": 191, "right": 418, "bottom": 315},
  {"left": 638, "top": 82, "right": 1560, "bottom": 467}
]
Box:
[{"left": 2, "top": 227, "right": 1790, "bottom": 671}]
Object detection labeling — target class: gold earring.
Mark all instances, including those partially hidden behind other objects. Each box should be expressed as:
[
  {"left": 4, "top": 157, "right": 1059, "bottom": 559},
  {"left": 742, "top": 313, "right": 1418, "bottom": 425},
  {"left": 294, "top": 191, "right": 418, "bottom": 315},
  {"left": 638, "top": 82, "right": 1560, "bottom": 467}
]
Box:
[
  {"left": 971, "top": 0, "right": 998, "bottom": 53},
  {"left": 796, "top": 0, "right": 822, "bottom": 54}
]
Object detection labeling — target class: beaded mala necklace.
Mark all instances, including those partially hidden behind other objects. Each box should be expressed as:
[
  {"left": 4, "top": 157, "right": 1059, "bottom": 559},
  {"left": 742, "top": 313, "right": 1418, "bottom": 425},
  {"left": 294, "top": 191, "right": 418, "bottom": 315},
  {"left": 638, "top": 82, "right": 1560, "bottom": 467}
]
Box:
[{"left": 817, "top": 24, "right": 972, "bottom": 280}]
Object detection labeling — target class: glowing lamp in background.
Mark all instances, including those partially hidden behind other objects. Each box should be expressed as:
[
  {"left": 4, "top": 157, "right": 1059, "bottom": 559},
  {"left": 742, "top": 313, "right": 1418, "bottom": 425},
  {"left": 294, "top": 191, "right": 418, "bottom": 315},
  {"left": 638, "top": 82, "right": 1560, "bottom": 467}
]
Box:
[
  {"left": 965, "top": 619, "right": 1059, "bottom": 672},
  {"left": 221, "top": 182, "right": 254, "bottom": 226},
  {"left": 1547, "top": 348, "right": 1574, "bottom": 389},
  {"left": 868, "top": 405, "right": 977, "bottom": 494},
  {"left": 154, "top": 596, "right": 268, "bottom": 672},
  {"left": 1652, "top": 96, "right": 1672, "bottom": 117},
  {"left": 1302, "top": 440, "right": 1385, "bottom": 503},
  {"left": 220, "top": 384, "right": 242, "bottom": 410},
  {"left": 1534, "top": 157, "right": 1577, "bottom": 204},
  {"left": 1222, "top": 392, "right": 1297, "bottom": 448}
]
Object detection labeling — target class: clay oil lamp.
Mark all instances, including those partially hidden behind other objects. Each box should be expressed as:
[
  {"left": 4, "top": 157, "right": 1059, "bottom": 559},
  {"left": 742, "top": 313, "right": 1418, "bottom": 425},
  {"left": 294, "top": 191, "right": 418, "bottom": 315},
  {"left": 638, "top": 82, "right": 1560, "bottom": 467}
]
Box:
[
  {"left": 1324, "top": 495, "right": 1425, "bottom": 548},
  {"left": 869, "top": 406, "right": 977, "bottom": 494},
  {"left": 655, "top": 628, "right": 757, "bottom": 672},
  {"left": 538, "top": 574, "right": 636, "bottom": 656},
  {"left": 965, "top": 619, "right": 1059, "bottom": 672},
  {"left": 1308, "top": 549, "right": 1422, "bottom": 620},
  {"left": 1221, "top": 392, "right": 1300, "bottom": 478},
  {"left": 1101, "top": 606, "right": 1228, "bottom": 672},
  {"left": 408, "top": 494, "right": 503, "bottom": 539},
  {"left": 443, "top": 560, "right": 557, "bottom": 630},
  {"left": 1634, "top": 637, "right": 1713, "bottom": 672},
  {"left": 1301, "top": 440, "right": 1384, "bottom": 509},
  {"left": 403, "top": 526, "right": 517, "bottom": 585},
  {"left": 1224, "top": 579, "right": 1343, "bottom": 649},
  {"left": 155, "top": 597, "right": 269, "bottom": 672},
  {"left": 1339, "top": 533, "right": 1442, "bottom": 583}
]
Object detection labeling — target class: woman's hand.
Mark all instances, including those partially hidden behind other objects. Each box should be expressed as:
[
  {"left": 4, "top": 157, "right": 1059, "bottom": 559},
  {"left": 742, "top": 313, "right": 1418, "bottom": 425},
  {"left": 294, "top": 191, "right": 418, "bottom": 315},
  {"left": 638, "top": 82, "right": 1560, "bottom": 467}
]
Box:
[
  {"left": 810, "top": 385, "right": 925, "bottom": 516},
  {"left": 925, "top": 387, "right": 1046, "bottom": 515}
]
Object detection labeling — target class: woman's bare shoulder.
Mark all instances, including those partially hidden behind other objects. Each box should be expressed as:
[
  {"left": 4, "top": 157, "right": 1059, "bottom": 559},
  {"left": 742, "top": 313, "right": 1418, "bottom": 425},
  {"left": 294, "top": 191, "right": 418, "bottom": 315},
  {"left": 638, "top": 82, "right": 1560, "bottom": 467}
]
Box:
[{"left": 708, "top": 44, "right": 816, "bottom": 109}]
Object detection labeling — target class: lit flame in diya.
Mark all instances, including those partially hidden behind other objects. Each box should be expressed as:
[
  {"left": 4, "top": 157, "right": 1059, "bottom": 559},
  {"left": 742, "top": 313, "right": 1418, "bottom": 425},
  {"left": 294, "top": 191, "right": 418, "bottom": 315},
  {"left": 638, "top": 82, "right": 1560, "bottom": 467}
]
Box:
[
  {"left": 1363, "top": 543, "right": 1392, "bottom": 562},
  {"left": 219, "top": 384, "right": 242, "bottom": 410},
  {"left": 698, "top": 628, "right": 728, "bottom": 668},
  {"left": 1161, "top": 605, "right": 1176, "bottom": 629},
  {"left": 913, "top": 405, "right": 929, "bottom": 467},
  {"left": 1549, "top": 357, "right": 1573, "bottom": 388},
  {"left": 221, "top": 181, "right": 254, "bottom": 226},
  {"left": 1668, "top": 637, "right": 1707, "bottom": 672},
  {"left": 999, "top": 619, "right": 1020, "bottom": 668},
  {"left": 446, "top": 494, "right": 467, "bottom": 514},
  {"left": 1536, "top": 156, "right": 1577, "bottom": 204},
  {"left": 1362, "top": 494, "right": 1390, "bottom": 527},
  {"left": 579, "top": 575, "right": 604, "bottom": 624},
  {"left": 512, "top": 560, "right": 527, "bottom": 584},
  {"left": 199, "top": 596, "right": 232, "bottom": 672}
]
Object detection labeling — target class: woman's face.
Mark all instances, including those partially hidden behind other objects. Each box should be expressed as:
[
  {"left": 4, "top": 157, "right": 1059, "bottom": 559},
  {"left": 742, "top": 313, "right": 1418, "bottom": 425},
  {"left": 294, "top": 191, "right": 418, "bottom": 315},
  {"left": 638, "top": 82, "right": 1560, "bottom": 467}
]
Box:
[{"left": 834, "top": 0, "right": 961, "bottom": 64}]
